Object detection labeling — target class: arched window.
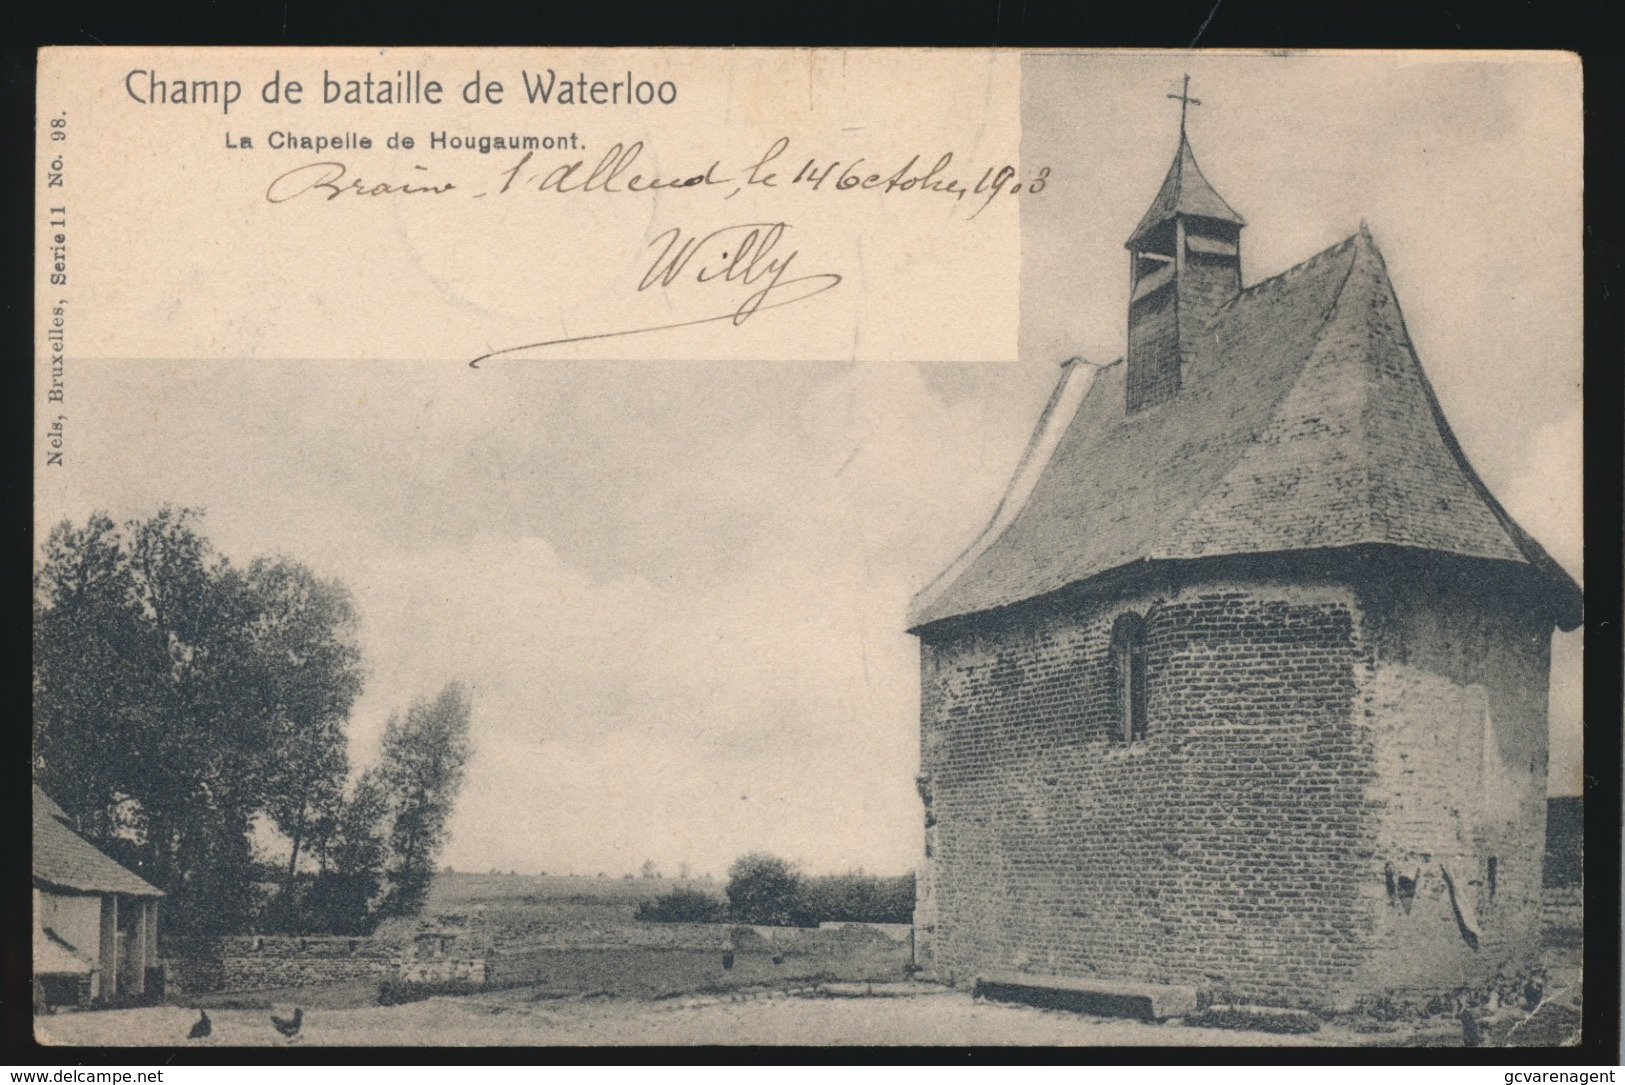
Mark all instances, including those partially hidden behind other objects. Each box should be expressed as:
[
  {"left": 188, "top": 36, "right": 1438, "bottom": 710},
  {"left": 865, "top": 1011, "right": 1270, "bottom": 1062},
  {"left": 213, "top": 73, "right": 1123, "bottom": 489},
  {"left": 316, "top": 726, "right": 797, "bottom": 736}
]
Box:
[{"left": 1110, "top": 613, "right": 1148, "bottom": 743}]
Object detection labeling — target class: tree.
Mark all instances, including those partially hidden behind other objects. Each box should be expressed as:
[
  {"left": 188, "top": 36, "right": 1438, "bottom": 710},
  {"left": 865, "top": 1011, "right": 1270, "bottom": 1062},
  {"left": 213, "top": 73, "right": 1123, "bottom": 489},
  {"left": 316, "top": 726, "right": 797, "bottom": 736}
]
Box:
[
  {"left": 32, "top": 513, "right": 159, "bottom": 840},
  {"left": 252, "top": 559, "right": 364, "bottom": 890},
  {"left": 302, "top": 769, "right": 392, "bottom": 934},
  {"left": 33, "top": 507, "right": 365, "bottom": 936},
  {"left": 375, "top": 683, "right": 473, "bottom": 917},
  {"left": 725, "top": 853, "right": 805, "bottom": 926}
]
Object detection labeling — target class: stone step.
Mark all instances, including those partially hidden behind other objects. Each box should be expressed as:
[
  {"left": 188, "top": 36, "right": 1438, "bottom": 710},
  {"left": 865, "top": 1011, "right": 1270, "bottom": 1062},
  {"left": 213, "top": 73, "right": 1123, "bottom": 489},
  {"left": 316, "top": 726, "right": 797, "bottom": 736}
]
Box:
[{"left": 975, "top": 970, "right": 1198, "bottom": 1019}]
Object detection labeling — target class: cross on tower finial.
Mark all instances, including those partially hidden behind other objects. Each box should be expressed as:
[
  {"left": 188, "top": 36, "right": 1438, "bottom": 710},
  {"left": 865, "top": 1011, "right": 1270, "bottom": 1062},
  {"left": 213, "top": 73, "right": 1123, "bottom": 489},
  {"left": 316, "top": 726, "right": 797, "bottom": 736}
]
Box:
[{"left": 1167, "top": 73, "right": 1201, "bottom": 138}]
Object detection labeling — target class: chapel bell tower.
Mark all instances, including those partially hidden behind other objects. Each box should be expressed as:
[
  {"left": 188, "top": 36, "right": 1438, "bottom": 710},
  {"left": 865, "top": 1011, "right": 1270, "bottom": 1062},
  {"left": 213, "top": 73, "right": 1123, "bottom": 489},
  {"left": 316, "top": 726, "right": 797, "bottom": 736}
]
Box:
[{"left": 1125, "top": 77, "right": 1245, "bottom": 412}]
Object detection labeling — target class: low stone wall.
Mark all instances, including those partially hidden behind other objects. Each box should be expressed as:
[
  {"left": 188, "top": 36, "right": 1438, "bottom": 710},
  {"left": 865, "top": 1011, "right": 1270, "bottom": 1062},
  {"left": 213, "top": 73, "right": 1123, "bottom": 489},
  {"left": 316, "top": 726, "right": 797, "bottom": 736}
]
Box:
[
  {"left": 165, "top": 919, "right": 916, "bottom": 995},
  {"left": 221, "top": 936, "right": 400, "bottom": 990},
  {"left": 479, "top": 924, "right": 913, "bottom": 993},
  {"left": 481, "top": 950, "right": 557, "bottom": 989},
  {"left": 166, "top": 936, "right": 399, "bottom": 993},
  {"left": 161, "top": 940, "right": 225, "bottom": 995},
  {"left": 398, "top": 953, "right": 487, "bottom": 987},
  {"left": 416, "top": 922, "right": 733, "bottom": 989},
  {"left": 395, "top": 918, "right": 496, "bottom": 986}
]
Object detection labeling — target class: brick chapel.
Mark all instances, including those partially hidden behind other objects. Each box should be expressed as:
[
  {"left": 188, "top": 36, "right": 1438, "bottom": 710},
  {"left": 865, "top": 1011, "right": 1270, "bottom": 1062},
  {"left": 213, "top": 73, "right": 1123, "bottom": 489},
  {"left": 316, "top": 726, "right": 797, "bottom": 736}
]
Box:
[{"left": 907, "top": 116, "right": 1582, "bottom": 1013}]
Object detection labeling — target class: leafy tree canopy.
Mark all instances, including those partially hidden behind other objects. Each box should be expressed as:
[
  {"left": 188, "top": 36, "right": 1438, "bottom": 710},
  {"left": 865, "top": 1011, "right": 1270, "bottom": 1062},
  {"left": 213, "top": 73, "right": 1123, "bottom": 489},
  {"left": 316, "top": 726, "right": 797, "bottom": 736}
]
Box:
[{"left": 34, "top": 508, "right": 364, "bottom": 936}]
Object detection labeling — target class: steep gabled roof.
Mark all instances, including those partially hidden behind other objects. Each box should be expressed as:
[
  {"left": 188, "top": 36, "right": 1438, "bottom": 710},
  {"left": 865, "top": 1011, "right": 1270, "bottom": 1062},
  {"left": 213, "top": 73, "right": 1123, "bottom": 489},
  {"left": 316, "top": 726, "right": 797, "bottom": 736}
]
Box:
[
  {"left": 909, "top": 227, "right": 1582, "bottom": 632},
  {"left": 1126, "top": 133, "right": 1245, "bottom": 248},
  {"left": 34, "top": 785, "right": 163, "bottom": 898}
]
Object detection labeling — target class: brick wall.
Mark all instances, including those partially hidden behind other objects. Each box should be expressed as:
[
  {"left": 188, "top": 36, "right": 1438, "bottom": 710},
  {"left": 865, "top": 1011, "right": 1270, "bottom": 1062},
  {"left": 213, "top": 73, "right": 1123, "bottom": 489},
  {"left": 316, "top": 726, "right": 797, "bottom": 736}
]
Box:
[
  {"left": 1543, "top": 797, "right": 1582, "bottom": 887},
  {"left": 915, "top": 557, "right": 1552, "bottom": 1011},
  {"left": 1540, "top": 884, "right": 1582, "bottom": 949},
  {"left": 1354, "top": 564, "right": 1552, "bottom": 997}
]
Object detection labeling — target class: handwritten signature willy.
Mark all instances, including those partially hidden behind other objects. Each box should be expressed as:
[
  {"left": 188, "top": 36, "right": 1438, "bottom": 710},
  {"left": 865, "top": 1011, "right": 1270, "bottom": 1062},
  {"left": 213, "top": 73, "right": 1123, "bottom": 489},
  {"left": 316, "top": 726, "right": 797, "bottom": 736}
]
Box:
[{"left": 467, "top": 222, "right": 841, "bottom": 367}]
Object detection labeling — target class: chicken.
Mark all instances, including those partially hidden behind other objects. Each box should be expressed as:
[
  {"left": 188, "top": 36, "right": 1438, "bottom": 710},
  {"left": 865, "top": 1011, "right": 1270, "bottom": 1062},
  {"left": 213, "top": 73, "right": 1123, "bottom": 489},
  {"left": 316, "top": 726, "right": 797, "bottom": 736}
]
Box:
[
  {"left": 187, "top": 1010, "right": 211, "bottom": 1040},
  {"left": 270, "top": 1007, "right": 303, "bottom": 1038}
]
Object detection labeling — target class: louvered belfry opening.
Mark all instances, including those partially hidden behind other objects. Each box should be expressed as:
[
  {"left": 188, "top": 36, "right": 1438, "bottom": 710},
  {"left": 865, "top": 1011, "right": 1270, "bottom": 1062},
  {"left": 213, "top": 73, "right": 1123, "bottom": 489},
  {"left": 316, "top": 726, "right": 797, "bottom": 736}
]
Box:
[{"left": 1125, "top": 133, "right": 1244, "bottom": 413}]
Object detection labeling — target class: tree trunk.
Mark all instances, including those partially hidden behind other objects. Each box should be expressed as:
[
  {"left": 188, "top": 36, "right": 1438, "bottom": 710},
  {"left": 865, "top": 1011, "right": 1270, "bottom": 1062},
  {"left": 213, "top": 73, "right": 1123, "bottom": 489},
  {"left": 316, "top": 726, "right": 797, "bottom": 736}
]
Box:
[{"left": 284, "top": 793, "right": 309, "bottom": 889}]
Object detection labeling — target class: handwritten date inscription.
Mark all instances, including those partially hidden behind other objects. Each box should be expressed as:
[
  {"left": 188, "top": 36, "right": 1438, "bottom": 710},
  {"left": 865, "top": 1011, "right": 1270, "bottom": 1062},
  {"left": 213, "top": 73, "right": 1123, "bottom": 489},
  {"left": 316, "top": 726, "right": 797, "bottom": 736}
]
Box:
[{"left": 263, "top": 137, "right": 1049, "bottom": 214}]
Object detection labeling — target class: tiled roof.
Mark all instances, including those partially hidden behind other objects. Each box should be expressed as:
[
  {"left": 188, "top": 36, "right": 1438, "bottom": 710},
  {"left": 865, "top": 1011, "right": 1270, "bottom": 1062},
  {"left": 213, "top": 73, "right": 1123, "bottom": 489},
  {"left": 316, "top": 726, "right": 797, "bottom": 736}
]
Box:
[
  {"left": 1125, "top": 133, "right": 1245, "bottom": 248},
  {"left": 34, "top": 785, "right": 163, "bottom": 898},
  {"left": 910, "top": 227, "right": 1582, "bottom": 631}
]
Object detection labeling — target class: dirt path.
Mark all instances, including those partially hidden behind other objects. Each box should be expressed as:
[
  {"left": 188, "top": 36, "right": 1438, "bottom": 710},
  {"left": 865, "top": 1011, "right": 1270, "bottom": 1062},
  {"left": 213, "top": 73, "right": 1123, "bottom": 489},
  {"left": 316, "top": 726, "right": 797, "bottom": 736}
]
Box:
[{"left": 36, "top": 988, "right": 1350, "bottom": 1047}]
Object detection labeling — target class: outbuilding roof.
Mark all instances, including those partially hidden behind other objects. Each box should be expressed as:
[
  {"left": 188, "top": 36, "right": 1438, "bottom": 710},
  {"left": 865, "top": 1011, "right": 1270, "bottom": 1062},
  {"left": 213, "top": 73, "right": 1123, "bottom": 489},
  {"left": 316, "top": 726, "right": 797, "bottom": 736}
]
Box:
[
  {"left": 909, "top": 227, "right": 1582, "bottom": 632},
  {"left": 35, "top": 925, "right": 94, "bottom": 974},
  {"left": 34, "top": 785, "right": 163, "bottom": 898}
]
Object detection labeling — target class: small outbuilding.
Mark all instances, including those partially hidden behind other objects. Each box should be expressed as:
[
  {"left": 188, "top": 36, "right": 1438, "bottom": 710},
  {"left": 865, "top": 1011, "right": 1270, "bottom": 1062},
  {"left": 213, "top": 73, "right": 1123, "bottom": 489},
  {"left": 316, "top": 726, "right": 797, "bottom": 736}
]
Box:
[{"left": 33, "top": 785, "right": 164, "bottom": 1008}]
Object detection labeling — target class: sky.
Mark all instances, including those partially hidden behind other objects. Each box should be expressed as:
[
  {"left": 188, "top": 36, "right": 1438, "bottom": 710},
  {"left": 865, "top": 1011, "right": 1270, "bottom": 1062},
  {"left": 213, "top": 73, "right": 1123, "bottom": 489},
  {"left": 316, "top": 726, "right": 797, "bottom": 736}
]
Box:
[{"left": 42, "top": 53, "right": 1582, "bottom": 879}]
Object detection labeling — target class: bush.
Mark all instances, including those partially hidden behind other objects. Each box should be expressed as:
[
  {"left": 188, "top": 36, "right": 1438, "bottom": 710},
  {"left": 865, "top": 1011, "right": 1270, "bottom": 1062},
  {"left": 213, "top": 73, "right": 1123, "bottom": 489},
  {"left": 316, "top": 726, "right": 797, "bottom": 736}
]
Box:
[
  {"left": 636, "top": 887, "right": 727, "bottom": 923},
  {"left": 256, "top": 871, "right": 382, "bottom": 936},
  {"left": 726, "top": 853, "right": 806, "bottom": 926},
  {"left": 798, "top": 873, "right": 915, "bottom": 924}
]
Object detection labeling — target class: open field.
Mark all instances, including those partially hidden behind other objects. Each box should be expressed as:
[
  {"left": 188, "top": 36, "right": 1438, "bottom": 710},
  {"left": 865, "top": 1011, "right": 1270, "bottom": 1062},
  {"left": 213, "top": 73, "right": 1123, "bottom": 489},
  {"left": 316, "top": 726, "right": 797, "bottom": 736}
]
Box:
[
  {"left": 378, "top": 871, "right": 730, "bottom": 944},
  {"left": 424, "top": 871, "right": 726, "bottom": 913}
]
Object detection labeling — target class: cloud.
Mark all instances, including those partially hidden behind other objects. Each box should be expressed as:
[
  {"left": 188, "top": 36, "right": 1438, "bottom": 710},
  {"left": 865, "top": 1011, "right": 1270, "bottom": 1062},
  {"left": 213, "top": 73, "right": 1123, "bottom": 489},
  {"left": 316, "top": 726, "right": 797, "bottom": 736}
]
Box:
[
  {"left": 225, "top": 361, "right": 1046, "bottom": 878},
  {"left": 1492, "top": 402, "right": 1583, "bottom": 582}
]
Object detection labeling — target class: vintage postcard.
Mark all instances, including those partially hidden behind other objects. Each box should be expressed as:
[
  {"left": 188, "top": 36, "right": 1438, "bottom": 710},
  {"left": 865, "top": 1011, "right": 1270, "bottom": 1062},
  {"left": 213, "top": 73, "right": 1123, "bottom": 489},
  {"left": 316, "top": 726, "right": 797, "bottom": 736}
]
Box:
[{"left": 32, "top": 48, "right": 1583, "bottom": 1047}]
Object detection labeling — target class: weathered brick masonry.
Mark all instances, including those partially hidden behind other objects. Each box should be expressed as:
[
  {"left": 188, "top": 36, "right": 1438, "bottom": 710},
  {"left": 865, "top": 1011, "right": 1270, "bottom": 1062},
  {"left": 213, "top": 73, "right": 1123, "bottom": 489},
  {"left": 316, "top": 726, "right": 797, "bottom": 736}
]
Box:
[
  {"left": 918, "top": 568, "right": 1372, "bottom": 1007},
  {"left": 1355, "top": 563, "right": 1552, "bottom": 998},
  {"left": 915, "top": 556, "right": 1554, "bottom": 1010}
]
